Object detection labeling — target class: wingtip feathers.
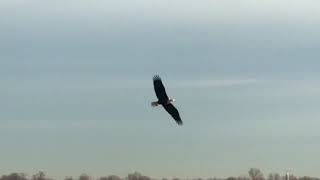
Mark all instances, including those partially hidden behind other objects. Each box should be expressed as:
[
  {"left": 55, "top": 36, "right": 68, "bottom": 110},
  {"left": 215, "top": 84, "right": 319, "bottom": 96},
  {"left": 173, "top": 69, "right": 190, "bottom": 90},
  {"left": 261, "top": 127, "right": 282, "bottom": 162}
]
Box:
[{"left": 153, "top": 75, "right": 161, "bottom": 81}]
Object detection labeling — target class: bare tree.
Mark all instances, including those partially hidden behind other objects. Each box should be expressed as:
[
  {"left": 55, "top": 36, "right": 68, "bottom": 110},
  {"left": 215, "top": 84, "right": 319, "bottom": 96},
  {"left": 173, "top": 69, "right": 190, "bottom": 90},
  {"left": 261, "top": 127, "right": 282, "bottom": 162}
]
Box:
[
  {"left": 238, "top": 176, "right": 251, "bottom": 180},
  {"left": 32, "top": 171, "right": 48, "bottom": 180},
  {"left": 207, "top": 178, "right": 222, "bottom": 180},
  {"left": 98, "top": 175, "right": 121, "bottom": 180},
  {"left": 299, "top": 177, "right": 320, "bottom": 180},
  {"left": 64, "top": 177, "right": 74, "bottom": 180},
  {"left": 98, "top": 177, "right": 108, "bottom": 180},
  {"left": 127, "top": 172, "right": 151, "bottom": 180},
  {"left": 268, "top": 173, "right": 280, "bottom": 180},
  {"left": 226, "top": 177, "right": 237, "bottom": 180},
  {"left": 127, "top": 172, "right": 141, "bottom": 180},
  {"left": 79, "top": 174, "right": 92, "bottom": 180},
  {"left": 0, "top": 173, "right": 27, "bottom": 180},
  {"left": 282, "top": 174, "right": 298, "bottom": 180},
  {"left": 248, "top": 168, "right": 264, "bottom": 180}
]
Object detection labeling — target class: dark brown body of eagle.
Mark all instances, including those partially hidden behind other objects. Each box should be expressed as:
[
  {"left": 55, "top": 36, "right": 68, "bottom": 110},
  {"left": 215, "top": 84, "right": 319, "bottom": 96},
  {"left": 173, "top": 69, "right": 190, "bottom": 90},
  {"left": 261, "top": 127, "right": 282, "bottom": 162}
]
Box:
[{"left": 151, "top": 75, "right": 183, "bottom": 125}]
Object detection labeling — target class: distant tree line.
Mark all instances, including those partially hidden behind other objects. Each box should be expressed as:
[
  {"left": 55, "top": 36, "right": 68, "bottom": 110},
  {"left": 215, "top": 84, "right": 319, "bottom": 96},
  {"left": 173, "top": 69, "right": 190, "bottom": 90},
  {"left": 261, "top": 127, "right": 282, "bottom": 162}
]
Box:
[{"left": 1, "top": 169, "right": 319, "bottom": 180}]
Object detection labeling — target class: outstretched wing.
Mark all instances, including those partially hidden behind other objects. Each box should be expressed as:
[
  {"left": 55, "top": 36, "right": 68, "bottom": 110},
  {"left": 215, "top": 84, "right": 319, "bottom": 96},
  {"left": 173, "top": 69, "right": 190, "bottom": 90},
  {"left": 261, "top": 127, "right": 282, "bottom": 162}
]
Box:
[
  {"left": 163, "top": 103, "right": 183, "bottom": 125},
  {"left": 153, "top": 75, "right": 169, "bottom": 101}
]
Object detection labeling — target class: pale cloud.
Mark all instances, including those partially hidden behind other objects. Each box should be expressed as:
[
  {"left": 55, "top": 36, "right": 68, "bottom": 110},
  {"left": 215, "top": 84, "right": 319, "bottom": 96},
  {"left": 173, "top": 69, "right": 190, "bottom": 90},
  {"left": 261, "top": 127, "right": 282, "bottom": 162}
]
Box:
[
  {"left": 93, "top": 78, "right": 258, "bottom": 89},
  {"left": 261, "top": 79, "right": 320, "bottom": 97},
  {"left": 0, "top": 120, "right": 55, "bottom": 129},
  {"left": 0, "top": 119, "right": 104, "bottom": 129},
  {"left": 2, "top": 0, "right": 320, "bottom": 23},
  {"left": 173, "top": 78, "right": 257, "bottom": 88}
]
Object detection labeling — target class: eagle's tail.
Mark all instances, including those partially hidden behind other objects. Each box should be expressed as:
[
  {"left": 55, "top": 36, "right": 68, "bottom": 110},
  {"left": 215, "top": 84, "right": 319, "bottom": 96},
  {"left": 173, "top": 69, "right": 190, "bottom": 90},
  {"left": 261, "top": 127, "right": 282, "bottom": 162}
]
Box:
[{"left": 151, "top": 101, "right": 159, "bottom": 107}]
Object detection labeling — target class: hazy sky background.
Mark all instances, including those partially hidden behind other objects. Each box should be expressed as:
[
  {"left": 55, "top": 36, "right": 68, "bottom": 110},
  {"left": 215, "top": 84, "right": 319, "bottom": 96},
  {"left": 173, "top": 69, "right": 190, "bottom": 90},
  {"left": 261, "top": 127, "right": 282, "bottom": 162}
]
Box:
[{"left": 1, "top": 0, "right": 320, "bottom": 179}]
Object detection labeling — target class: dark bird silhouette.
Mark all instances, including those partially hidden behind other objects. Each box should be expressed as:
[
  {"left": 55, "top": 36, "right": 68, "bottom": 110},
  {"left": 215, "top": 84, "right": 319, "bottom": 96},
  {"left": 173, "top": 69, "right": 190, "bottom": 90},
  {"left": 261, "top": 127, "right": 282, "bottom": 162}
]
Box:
[{"left": 151, "top": 75, "right": 183, "bottom": 125}]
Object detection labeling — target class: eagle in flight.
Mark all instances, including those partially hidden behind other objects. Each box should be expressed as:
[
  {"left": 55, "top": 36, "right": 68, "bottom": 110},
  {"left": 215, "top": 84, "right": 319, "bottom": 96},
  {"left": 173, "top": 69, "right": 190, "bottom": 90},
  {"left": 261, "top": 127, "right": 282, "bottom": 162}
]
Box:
[{"left": 151, "top": 75, "right": 183, "bottom": 125}]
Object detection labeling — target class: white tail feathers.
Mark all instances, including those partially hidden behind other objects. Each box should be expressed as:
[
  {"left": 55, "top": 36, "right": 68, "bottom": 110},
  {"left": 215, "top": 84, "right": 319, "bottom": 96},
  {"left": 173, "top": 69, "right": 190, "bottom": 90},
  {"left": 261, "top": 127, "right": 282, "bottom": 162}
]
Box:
[{"left": 151, "top": 101, "right": 159, "bottom": 107}]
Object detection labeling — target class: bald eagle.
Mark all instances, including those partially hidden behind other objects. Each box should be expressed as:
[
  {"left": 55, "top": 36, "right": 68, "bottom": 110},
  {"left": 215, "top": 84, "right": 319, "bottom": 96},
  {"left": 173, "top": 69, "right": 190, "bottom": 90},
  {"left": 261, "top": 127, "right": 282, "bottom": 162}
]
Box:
[{"left": 151, "top": 75, "right": 183, "bottom": 125}]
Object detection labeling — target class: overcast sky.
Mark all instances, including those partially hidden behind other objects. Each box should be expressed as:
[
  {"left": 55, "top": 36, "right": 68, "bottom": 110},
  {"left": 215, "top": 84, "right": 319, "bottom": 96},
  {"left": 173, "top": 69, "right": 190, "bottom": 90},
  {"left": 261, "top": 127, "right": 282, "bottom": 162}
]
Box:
[{"left": 1, "top": 0, "right": 320, "bottom": 179}]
